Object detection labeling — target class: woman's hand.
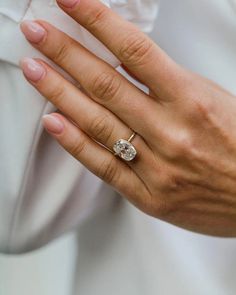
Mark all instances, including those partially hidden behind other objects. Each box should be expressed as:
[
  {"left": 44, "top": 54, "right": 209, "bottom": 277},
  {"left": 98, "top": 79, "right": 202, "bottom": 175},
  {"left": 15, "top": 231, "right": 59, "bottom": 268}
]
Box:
[{"left": 20, "top": 0, "right": 236, "bottom": 236}]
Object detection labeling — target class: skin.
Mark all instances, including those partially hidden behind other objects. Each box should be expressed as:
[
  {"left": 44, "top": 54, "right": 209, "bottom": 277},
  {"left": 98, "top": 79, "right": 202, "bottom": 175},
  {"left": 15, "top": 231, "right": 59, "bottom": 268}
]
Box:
[{"left": 19, "top": 0, "right": 236, "bottom": 237}]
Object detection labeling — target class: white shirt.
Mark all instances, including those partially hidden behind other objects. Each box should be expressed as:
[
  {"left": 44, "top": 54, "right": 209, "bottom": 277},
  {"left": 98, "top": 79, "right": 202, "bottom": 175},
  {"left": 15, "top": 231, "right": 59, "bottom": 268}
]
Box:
[{"left": 1, "top": 0, "right": 236, "bottom": 295}]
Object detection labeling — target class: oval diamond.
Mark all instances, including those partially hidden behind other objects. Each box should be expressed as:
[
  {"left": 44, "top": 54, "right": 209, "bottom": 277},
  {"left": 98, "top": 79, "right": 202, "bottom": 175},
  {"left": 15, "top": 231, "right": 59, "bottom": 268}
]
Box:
[{"left": 113, "top": 139, "right": 137, "bottom": 161}]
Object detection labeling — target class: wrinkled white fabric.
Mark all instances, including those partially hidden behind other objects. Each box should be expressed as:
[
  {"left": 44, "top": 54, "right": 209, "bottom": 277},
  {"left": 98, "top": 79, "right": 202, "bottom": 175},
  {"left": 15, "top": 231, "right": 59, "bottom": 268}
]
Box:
[{"left": 1, "top": 0, "right": 236, "bottom": 295}]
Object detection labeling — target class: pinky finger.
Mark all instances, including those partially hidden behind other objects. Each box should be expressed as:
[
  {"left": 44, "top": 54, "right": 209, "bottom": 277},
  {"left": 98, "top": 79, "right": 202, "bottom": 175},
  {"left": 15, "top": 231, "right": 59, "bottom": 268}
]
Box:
[{"left": 42, "top": 112, "right": 145, "bottom": 200}]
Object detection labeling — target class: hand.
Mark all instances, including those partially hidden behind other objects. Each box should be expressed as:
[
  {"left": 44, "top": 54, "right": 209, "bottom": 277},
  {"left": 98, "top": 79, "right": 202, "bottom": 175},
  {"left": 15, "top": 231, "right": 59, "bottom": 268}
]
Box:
[{"left": 20, "top": 0, "right": 236, "bottom": 237}]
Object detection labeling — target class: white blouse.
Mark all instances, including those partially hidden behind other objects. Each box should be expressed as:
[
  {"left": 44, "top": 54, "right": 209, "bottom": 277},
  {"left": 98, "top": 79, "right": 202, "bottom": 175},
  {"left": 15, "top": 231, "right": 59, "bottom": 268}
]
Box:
[{"left": 1, "top": 1, "right": 236, "bottom": 295}]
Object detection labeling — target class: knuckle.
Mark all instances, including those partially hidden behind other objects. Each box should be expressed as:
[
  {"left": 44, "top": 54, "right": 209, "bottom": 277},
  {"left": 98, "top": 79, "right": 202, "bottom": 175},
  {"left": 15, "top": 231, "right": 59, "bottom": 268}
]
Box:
[
  {"left": 176, "top": 136, "right": 195, "bottom": 158},
  {"left": 85, "top": 7, "right": 109, "bottom": 29},
  {"left": 87, "top": 114, "right": 114, "bottom": 145},
  {"left": 92, "top": 72, "right": 121, "bottom": 102},
  {"left": 159, "top": 170, "right": 189, "bottom": 194},
  {"left": 68, "top": 136, "right": 87, "bottom": 159},
  {"left": 97, "top": 156, "right": 119, "bottom": 184},
  {"left": 52, "top": 40, "right": 72, "bottom": 64},
  {"left": 48, "top": 85, "right": 66, "bottom": 105},
  {"left": 119, "top": 32, "right": 153, "bottom": 65},
  {"left": 189, "top": 96, "right": 214, "bottom": 121},
  {"left": 165, "top": 130, "right": 198, "bottom": 160}
]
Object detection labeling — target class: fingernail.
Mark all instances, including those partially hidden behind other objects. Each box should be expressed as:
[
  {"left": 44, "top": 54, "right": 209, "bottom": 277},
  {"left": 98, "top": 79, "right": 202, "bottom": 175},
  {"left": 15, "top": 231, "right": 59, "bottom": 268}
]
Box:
[
  {"left": 20, "top": 20, "right": 46, "bottom": 43},
  {"left": 42, "top": 114, "right": 65, "bottom": 134},
  {"left": 57, "top": 0, "right": 80, "bottom": 8},
  {"left": 20, "top": 58, "right": 46, "bottom": 82}
]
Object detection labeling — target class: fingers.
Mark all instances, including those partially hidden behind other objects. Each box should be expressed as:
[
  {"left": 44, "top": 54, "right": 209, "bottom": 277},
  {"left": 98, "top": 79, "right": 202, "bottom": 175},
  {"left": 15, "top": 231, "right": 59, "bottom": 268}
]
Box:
[
  {"left": 20, "top": 56, "right": 154, "bottom": 165},
  {"left": 56, "top": 0, "right": 187, "bottom": 98},
  {"left": 42, "top": 112, "right": 147, "bottom": 201},
  {"left": 20, "top": 57, "right": 132, "bottom": 152},
  {"left": 21, "top": 57, "right": 158, "bottom": 184},
  {"left": 20, "top": 20, "right": 156, "bottom": 136}
]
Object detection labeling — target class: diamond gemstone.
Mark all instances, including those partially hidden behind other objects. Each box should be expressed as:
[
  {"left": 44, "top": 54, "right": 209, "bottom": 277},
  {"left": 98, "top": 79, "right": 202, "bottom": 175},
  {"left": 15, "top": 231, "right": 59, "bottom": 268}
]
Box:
[{"left": 113, "top": 139, "right": 137, "bottom": 161}]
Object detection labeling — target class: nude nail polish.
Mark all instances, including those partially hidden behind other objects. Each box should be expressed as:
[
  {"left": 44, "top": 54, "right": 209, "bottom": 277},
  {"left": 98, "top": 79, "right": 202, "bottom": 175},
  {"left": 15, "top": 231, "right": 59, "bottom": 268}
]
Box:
[
  {"left": 42, "top": 114, "right": 65, "bottom": 134},
  {"left": 21, "top": 20, "right": 46, "bottom": 43},
  {"left": 57, "top": 0, "right": 80, "bottom": 8},
  {"left": 20, "top": 58, "right": 46, "bottom": 82}
]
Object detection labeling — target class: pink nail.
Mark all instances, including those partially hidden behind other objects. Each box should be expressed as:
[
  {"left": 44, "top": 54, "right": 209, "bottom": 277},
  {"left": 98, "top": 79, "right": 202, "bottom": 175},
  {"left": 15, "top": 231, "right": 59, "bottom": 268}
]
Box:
[
  {"left": 20, "top": 58, "right": 46, "bottom": 82},
  {"left": 21, "top": 20, "right": 46, "bottom": 43},
  {"left": 42, "top": 114, "right": 65, "bottom": 134},
  {"left": 57, "top": 0, "right": 80, "bottom": 8}
]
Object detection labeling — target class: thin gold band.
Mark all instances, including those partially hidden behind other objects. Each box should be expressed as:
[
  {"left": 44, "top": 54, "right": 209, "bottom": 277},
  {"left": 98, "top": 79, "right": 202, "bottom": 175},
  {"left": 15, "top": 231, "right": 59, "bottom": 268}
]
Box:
[{"left": 127, "top": 132, "right": 136, "bottom": 143}]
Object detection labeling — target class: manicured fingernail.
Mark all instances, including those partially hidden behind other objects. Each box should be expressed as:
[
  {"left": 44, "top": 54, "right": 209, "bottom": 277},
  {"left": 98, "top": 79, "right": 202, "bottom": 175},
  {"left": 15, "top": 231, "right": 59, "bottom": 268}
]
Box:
[
  {"left": 20, "top": 20, "right": 46, "bottom": 43},
  {"left": 20, "top": 58, "right": 46, "bottom": 82},
  {"left": 42, "top": 114, "right": 65, "bottom": 134},
  {"left": 57, "top": 0, "right": 80, "bottom": 8}
]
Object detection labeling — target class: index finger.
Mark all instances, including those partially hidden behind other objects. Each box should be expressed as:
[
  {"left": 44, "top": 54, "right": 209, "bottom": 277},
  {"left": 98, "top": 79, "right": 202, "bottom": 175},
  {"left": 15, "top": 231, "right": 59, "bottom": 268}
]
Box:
[{"left": 56, "top": 0, "right": 184, "bottom": 98}]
